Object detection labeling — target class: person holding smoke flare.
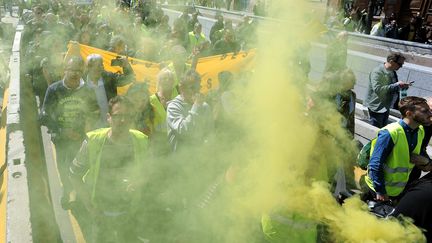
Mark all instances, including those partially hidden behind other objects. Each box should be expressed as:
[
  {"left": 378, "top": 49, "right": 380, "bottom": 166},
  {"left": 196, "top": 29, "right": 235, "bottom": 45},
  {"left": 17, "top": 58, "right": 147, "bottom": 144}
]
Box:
[{"left": 149, "top": 68, "right": 176, "bottom": 155}]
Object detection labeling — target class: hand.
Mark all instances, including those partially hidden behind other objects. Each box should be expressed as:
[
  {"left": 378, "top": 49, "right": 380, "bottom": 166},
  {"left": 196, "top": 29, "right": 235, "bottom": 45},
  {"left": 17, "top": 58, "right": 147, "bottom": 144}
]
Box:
[
  {"left": 410, "top": 154, "right": 430, "bottom": 166},
  {"left": 193, "top": 93, "right": 204, "bottom": 106},
  {"left": 397, "top": 81, "right": 410, "bottom": 89},
  {"left": 376, "top": 193, "right": 389, "bottom": 201}
]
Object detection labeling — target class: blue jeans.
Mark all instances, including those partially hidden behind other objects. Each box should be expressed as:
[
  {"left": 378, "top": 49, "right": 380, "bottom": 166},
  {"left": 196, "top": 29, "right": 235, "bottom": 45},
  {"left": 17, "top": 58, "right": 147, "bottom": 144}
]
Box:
[{"left": 368, "top": 109, "right": 390, "bottom": 128}]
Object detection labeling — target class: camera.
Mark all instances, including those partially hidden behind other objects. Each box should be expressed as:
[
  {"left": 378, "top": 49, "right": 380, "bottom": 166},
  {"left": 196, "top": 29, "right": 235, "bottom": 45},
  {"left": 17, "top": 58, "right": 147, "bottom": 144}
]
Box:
[{"left": 110, "top": 56, "right": 123, "bottom": 66}]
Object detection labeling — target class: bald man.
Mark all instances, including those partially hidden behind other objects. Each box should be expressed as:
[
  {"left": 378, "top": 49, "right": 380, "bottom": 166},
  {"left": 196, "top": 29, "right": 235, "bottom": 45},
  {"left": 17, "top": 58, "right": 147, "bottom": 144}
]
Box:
[{"left": 41, "top": 56, "right": 99, "bottom": 209}]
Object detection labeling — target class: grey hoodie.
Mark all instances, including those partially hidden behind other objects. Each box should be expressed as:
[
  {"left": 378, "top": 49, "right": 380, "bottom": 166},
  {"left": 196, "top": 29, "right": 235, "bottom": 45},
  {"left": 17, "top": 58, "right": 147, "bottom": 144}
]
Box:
[{"left": 166, "top": 95, "right": 214, "bottom": 152}]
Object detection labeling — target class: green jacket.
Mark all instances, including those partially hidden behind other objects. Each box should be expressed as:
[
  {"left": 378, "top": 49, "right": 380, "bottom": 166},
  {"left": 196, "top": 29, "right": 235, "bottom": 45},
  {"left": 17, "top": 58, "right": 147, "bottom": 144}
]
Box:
[{"left": 364, "top": 64, "right": 399, "bottom": 113}]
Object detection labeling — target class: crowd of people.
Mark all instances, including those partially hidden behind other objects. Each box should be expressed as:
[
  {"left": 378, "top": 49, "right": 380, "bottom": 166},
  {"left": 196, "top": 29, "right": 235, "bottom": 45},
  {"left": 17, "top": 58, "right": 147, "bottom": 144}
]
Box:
[
  {"left": 11, "top": 0, "right": 432, "bottom": 242},
  {"left": 20, "top": 1, "right": 257, "bottom": 242},
  {"left": 326, "top": 6, "right": 432, "bottom": 45}
]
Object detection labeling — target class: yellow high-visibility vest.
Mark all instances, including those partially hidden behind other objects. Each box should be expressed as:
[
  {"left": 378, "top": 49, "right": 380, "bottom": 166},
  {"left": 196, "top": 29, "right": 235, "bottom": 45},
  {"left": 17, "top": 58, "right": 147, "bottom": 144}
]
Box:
[{"left": 365, "top": 122, "right": 424, "bottom": 197}]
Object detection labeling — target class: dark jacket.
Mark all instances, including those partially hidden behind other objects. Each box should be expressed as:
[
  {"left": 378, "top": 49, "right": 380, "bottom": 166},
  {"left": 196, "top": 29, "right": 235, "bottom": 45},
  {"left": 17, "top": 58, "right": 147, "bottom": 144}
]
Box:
[{"left": 40, "top": 80, "right": 99, "bottom": 141}]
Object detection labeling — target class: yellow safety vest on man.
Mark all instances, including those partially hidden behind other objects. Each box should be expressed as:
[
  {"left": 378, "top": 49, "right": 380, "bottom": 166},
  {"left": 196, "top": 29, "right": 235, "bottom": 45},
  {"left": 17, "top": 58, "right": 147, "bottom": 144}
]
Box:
[
  {"left": 149, "top": 94, "right": 167, "bottom": 133},
  {"left": 166, "top": 62, "right": 192, "bottom": 97},
  {"left": 83, "top": 128, "right": 148, "bottom": 207},
  {"left": 365, "top": 122, "right": 424, "bottom": 197},
  {"left": 188, "top": 31, "right": 206, "bottom": 51}
]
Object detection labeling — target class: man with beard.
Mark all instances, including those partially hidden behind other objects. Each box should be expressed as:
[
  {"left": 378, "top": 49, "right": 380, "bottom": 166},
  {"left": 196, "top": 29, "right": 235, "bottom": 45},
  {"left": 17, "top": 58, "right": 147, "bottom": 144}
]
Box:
[
  {"left": 391, "top": 97, "right": 432, "bottom": 242},
  {"left": 364, "top": 96, "right": 432, "bottom": 202}
]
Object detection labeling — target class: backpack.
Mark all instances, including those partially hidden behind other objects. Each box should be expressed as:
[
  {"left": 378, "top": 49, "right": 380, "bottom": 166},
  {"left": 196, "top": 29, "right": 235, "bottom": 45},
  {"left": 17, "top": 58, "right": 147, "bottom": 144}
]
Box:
[{"left": 357, "top": 141, "right": 372, "bottom": 170}]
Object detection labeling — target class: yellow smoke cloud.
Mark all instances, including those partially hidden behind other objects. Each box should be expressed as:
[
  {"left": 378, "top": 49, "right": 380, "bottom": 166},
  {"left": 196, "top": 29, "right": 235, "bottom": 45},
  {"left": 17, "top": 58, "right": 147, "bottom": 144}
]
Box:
[{"left": 216, "top": 0, "right": 426, "bottom": 242}]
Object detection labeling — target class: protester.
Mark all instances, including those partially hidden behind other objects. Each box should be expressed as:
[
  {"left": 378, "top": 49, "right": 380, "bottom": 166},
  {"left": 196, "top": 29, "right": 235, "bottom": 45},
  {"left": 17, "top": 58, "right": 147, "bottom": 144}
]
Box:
[
  {"left": 398, "top": 15, "right": 422, "bottom": 42},
  {"left": 253, "top": 0, "right": 266, "bottom": 16},
  {"left": 210, "top": 13, "right": 224, "bottom": 44},
  {"left": 384, "top": 19, "right": 399, "bottom": 39},
  {"left": 212, "top": 29, "right": 240, "bottom": 55},
  {"left": 85, "top": 53, "right": 135, "bottom": 126},
  {"left": 325, "top": 31, "right": 348, "bottom": 72},
  {"left": 125, "top": 82, "right": 154, "bottom": 136},
  {"left": 108, "top": 35, "right": 127, "bottom": 55},
  {"left": 364, "top": 53, "right": 410, "bottom": 128},
  {"left": 187, "top": 22, "right": 207, "bottom": 53},
  {"left": 318, "top": 69, "right": 356, "bottom": 137},
  {"left": 388, "top": 97, "right": 432, "bottom": 242},
  {"left": 149, "top": 69, "right": 175, "bottom": 155},
  {"left": 70, "top": 96, "right": 149, "bottom": 243},
  {"left": 166, "top": 45, "right": 192, "bottom": 95},
  {"left": 166, "top": 70, "right": 213, "bottom": 152},
  {"left": 16, "top": 1, "right": 432, "bottom": 242},
  {"left": 236, "top": 15, "right": 256, "bottom": 49},
  {"left": 40, "top": 56, "right": 99, "bottom": 209},
  {"left": 363, "top": 96, "right": 432, "bottom": 202},
  {"left": 187, "top": 12, "right": 199, "bottom": 32},
  {"left": 211, "top": 19, "right": 234, "bottom": 45},
  {"left": 392, "top": 172, "right": 432, "bottom": 242},
  {"left": 370, "top": 17, "right": 387, "bottom": 37}
]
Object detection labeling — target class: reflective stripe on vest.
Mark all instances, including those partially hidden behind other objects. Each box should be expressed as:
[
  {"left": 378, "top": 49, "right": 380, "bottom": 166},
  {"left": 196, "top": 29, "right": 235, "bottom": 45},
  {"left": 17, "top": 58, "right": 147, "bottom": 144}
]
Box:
[
  {"left": 365, "top": 122, "right": 424, "bottom": 196},
  {"left": 386, "top": 181, "right": 407, "bottom": 187},
  {"left": 383, "top": 165, "right": 410, "bottom": 173}
]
